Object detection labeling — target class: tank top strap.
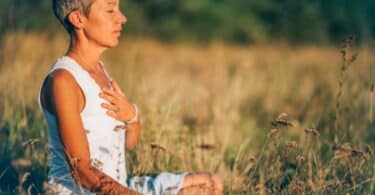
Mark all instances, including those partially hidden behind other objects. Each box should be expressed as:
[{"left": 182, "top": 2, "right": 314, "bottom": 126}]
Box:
[
  {"left": 51, "top": 57, "right": 112, "bottom": 90},
  {"left": 50, "top": 56, "right": 91, "bottom": 92},
  {"left": 99, "top": 61, "right": 112, "bottom": 81}
]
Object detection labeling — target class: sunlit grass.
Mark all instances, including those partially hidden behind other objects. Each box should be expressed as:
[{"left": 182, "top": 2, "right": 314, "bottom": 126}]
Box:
[{"left": 0, "top": 32, "right": 374, "bottom": 194}]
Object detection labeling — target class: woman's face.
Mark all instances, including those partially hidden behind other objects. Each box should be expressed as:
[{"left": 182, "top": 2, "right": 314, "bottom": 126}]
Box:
[{"left": 82, "top": 0, "right": 126, "bottom": 48}]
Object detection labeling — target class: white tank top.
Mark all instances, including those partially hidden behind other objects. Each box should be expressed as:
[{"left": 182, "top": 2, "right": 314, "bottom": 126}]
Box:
[{"left": 38, "top": 56, "right": 127, "bottom": 192}]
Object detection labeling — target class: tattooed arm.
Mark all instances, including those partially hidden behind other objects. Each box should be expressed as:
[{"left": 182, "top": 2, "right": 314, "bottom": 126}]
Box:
[{"left": 43, "top": 70, "right": 138, "bottom": 194}]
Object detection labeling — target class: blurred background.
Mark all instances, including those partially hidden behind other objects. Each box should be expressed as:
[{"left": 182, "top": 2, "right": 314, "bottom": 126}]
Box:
[
  {"left": 0, "top": 1, "right": 374, "bottom": 194},
  {"left": 1, "top": 0, "right": 375, "bottom": 44}
]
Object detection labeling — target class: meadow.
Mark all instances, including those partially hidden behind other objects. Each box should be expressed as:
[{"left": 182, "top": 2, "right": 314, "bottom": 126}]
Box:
[{"left": 0, "top": 32, "right": 374, "bottom": 194}]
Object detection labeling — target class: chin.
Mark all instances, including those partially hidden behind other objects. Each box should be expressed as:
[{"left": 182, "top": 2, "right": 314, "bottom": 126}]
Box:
[
  {"left": 110, "top": 41, "right": 120, "bottom": 47},
  {"left": 112, "top": 38, "right": 121, "bottom": 46},
  {"left": 104, "top": 40, "right": 120, "bottom": 48}
]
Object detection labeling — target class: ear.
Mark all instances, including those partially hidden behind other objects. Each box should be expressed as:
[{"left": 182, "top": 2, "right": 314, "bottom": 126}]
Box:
[{"left": 67, "top": 10, "right": 86, "bottom": 29}]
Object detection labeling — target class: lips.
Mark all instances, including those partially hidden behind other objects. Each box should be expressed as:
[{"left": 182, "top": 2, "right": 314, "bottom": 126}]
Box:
[{"left": 113, "top": 30, "right": 121, "bottom": 36}]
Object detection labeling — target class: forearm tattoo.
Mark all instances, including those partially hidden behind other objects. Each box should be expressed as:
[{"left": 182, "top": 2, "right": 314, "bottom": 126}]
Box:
[
  {"left": 67, "top": 155, "right": 138, "bottom": 195},
  {"left": 90, "top": 166, "right": 138, "bottom": 195}
]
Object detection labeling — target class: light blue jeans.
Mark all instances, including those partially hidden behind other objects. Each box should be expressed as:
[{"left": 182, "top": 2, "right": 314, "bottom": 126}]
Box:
[{"left": 128, "top": 172, "right": 188, "bottom": 195}]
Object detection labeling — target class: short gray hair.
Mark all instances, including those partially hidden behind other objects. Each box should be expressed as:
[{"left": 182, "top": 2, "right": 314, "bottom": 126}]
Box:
[{"left": 52, "top": 0, "right": 94, "bottom": 34}]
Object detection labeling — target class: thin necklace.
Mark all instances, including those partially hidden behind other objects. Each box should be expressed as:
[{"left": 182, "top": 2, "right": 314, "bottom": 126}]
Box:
[
  {"left": 69, "top": 50, "right": 112, "bottom": 89},
  {"left": 70, "top": 50, "right": 99, "bottom": 71}
]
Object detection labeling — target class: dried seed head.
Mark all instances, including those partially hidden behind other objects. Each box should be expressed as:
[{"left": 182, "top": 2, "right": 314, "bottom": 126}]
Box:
[
  {"left": 277, "top": 113, "right": 288, "bottom": 120},
  {"left": 272, "top": 118, "right": 293, "bottom": 127},
  {"left": 296, "top": 155, "right": 305, "bottom": 166},
  {"left": 150, "top": 143, "right": 167, "bottom": 152},
  {"left": 340, "top": 143, "right": 352, "bottom": 152},
  {"left": 292, "top": 179, "right": 304, "bottom": 195},
  {"left": 362, "top": 152, "right": 371, "bottom": 160},
  {"left": 351, "top": 149, "right": 363, "bottom": 156},
  {"left": 198, "top": 143, "right": 216, "bottom": 150},
  {"left": 351, "top": 150, "right": 368, "bottom": 159},
  {"left": 304, "top": 128, "right": 320, "bottom": 136},
  {"left": 350, "top": 146, "right": 372, "bottom": 160},
  {"left": 247, "top": 156, "right": 256, "bottom": 163},
  {"left": 271, "top": 113, "right": 293, "bottom": 127},
  {"left": 285, "top": 140, "right": 297, "bottom": 148}
]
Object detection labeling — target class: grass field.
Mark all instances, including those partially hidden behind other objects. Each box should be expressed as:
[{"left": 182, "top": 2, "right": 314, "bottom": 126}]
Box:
[{"left": 0, "top": 32, "right": 374, "bottom": 194}]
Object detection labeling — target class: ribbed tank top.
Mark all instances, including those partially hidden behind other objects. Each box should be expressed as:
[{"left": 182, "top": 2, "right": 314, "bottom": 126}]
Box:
[{"left": 38, "top": 56, "right": 127, "bottom": 192}]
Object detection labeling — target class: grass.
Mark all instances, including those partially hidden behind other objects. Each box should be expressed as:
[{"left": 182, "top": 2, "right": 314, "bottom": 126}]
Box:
[{"left": 0, "top": 32, "right": 374, "bottom": 194}]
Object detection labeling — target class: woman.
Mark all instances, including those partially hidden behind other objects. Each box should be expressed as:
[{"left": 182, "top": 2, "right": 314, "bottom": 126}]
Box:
[{"left": 40, "top": 0, "right": 223, "bottom": 194}]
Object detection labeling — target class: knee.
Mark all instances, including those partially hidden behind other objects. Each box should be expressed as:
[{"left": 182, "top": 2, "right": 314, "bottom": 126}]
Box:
[{"left": 210, "top": 174, "right": 224, "bottom": 193}]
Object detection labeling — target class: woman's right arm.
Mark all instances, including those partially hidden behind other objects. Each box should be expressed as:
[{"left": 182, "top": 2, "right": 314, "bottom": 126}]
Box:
[{"left": 49, "top": 69, "right": 138, "bottom": 194}]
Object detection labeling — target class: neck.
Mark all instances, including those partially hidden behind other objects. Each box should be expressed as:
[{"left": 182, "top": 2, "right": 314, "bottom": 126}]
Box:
[{"left": 66, "top": 34, "right": 106, "bottom": 72}]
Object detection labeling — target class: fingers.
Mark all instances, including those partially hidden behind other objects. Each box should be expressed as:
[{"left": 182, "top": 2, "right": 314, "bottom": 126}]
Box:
[
  {"left": 99, "top": 91, "right": 117, "bottom": 104},
  {"left": 101, "top": 103, "right": 118, "bottom": 113},
  {"left": 101, "top": 87, "right": 119, "bottom": 98},
  {"left": 101, "top": 83, "right": 127, "bottom": 101},
  {"left": 99, "top": 80, "right": 135, "bottom": 122},
  {"left": 101, "top": 103, "right": 121, "bottom": 121},
  {"left": 105, "top": 110, "right": 121, "bottom": 121},
  {"left": 111, "top": 80, "right": 126, "bottom": 97}
]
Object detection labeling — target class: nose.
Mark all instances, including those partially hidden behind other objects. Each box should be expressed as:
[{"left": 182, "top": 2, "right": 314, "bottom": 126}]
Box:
[{"left": 118, "top": 11, "right": 127, "bottom": 25}]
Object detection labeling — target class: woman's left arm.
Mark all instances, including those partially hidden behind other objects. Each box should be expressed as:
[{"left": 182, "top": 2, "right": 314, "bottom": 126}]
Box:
[{"left": 100, "top": 80, "right": 142, "bottom": 150}]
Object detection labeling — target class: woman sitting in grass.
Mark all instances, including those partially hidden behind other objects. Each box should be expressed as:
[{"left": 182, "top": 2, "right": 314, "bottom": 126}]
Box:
[{"left": 39, "top": 0, "right": 223, "bottom": 194}]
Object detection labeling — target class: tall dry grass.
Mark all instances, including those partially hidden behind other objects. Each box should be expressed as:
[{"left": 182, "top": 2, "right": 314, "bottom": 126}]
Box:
[{"left": 0, "top": 32, "right": 374, "bottom": 194}]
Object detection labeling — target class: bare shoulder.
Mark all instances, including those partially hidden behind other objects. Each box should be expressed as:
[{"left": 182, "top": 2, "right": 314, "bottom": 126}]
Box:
[
  {"left": 49, "top": 69, "right": 82, "bottom": 96},
  {"left": 49, "top": 69, "right": 83, "bottom": 111},
  {"left": 50, "top": 69, "right": 77, "bottom": 87}
]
